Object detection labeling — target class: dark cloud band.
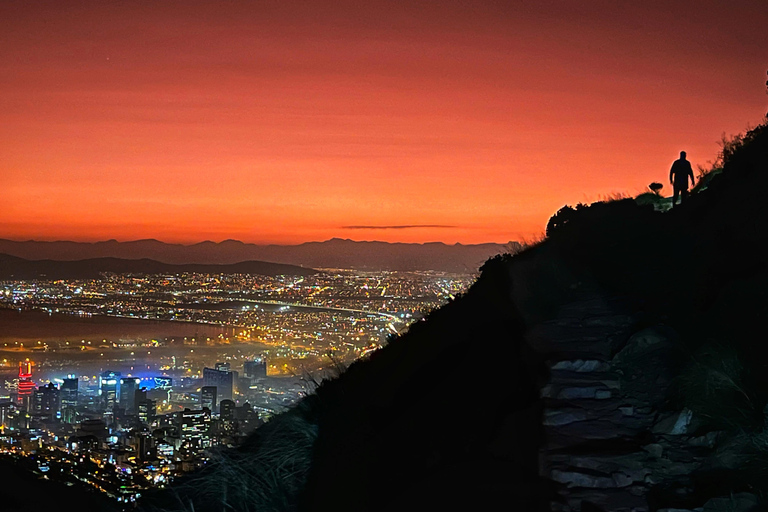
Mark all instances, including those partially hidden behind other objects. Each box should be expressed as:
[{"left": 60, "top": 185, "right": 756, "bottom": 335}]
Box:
[{"left": 342, "top": 225, "right": 457, "bottom": 230}]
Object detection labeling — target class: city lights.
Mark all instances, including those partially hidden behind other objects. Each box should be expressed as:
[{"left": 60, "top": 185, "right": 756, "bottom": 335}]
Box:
[{"left": 0, "top": 268, "right": 472, "bottom": 505}]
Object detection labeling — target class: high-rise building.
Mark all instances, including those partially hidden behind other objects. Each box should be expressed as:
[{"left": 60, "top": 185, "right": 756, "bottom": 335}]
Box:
[
  {"left": 243, "top": 358, "right": 267, "bottom": 379},
  {"left": 234, "top": 402, "right": 262, "bottom": 435},
  {"left": 219, "top": 399, "right": 235, "bottom": 421},
  {"left": 137, "top": 397, "right": 156, "bottom": 425},
  {"left": 136, "top": 432, "right": 155, "bottom": 461},
  {"left": 120, "top": 377, "right": 140, "bottom": 413},
  {"left": 201, "top": 386, "right": 217, "bottom": 412},
  {"left": 17, "top": 361, "right": 35, "bottom": 410},
  {"left": 60, "top": 375, "right": 78, "bottom": 423},
  {"left": 203, "top": 367, "right": 233, "bottom": 402},
  {"left": 32, "top": 382, "right": 59, "bottom": 419},
  {"left": 99, "top": 371, "right": 121, "bottom": 412},
  {"left": 179, "top": 408, "right": 211, "bottom": 448},
  {"left": 0, "top": 401, "right": 15, "bottom": 429},
  {"left": 60, "top": 375, "right": 78, "bottom": 406}
]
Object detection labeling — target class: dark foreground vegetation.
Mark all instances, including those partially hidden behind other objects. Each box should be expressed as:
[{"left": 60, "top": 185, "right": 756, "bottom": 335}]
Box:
[{"left": 13, "top": 121, "right": 755, "bottom": 511}]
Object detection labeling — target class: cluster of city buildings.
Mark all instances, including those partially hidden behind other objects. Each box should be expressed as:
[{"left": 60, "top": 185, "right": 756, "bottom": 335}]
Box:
[{"left": 0, "top": 357, "right": 271, "bottom": 503}]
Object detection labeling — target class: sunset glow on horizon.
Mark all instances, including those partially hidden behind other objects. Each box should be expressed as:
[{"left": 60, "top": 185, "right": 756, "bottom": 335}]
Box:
[{"left": 2, "top": 1, "right": 767, "bottom": 245}]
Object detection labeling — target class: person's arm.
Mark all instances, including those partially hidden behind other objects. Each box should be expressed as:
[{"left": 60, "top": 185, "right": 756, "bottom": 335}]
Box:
[{"left": 688, "top": 162, "right": 695, "bottom": 187}]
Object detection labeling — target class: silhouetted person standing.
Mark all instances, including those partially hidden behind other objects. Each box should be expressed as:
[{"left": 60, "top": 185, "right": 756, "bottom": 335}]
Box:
[{"left": 669, "top": 151, "right": 695, "bottom": 207}]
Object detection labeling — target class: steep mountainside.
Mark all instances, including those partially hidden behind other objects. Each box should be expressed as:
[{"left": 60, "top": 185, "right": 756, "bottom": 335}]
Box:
[{"left": 142, "top": 123, "right": 768, "bottom": 512}]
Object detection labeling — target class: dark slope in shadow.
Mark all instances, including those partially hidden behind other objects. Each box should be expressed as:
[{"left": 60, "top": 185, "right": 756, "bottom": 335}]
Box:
[
  {"left": 298, "top": 268, "right": 549, "bottom": 511},
  {"left": 0, "top": 456, "right": 121, "bottom": 512},
  {"left": 143, "top": 262, "right": 552, "bottom": 511}
]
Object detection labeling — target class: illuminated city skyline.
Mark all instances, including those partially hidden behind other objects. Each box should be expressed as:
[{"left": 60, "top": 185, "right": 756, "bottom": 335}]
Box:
[{"left": 0, "top": 267, "right": 472, "bottom": 503}]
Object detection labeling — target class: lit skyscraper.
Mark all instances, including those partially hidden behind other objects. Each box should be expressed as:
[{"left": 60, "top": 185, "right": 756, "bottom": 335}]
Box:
[
  {"left": 201, "top": 386, "right": 217, "bottom": 412},
  {"left": 243, "top": 358, "right": 267, "bottom": 379},
  {"left": 220, "top": 399, "right": 235, "bottom": 421},
  {"left": 99, "top": 371, "right": 121, "bottom": 412},
  {"left": 33, "top": 382, "right": 59, "bottom": 419},
  {"left": 60, "top": 374, "right": 79, "bottom": 423},
  {"left": 120, "top": 377, "right": 140, "bottom": 413},
  {"left": 180, "top": 408, "right": 211, "bottom": 448},
  {"left": 203, "top": 367, "right": 233, "bottom": 402},
  {"left": 17, "top": 361, "right": 35, "bottom": 411},
  {"left": 0, "top": 401, "right": 15, "bottom": 429},
  {"left": 137, "top": 393, "right": 156, "bottom": 425}
]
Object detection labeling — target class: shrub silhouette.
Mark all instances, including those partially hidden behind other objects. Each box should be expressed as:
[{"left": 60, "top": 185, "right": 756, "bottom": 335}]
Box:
[
  {"left": 692, "top": 124, "right": 766, "bottom": 193},
  {"left": 545, "top": 202, "right": 589, "bottom": 237},
  {"left": 673, "top": 344, "right": 760, "bottom": 431},
  {"left": 545, "top": 205, "right": 575, "bottom": 237},
  {"left": 649, "top": 182, "right": 663, "bottom": 195}
]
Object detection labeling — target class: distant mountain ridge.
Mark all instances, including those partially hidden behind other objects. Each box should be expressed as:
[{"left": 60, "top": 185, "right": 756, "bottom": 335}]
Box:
[
  {"left": 0, "top": 253, "right": 316, "bottom": 280},
  {"left": 0, "top": 238, "right": 517, "bottom": 273}
]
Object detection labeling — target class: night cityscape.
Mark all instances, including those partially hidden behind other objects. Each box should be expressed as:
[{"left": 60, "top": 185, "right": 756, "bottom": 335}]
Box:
[{"left": 0, "top": 269, "right": 473, "bottom": 504}]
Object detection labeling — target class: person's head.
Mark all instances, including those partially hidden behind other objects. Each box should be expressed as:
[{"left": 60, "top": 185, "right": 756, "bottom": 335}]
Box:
[{"left": 680, "top": 151, "right": 687, "bottom": 159}]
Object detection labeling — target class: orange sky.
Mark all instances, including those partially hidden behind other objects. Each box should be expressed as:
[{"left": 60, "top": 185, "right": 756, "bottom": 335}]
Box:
[{"left": 2, "top": 1, "right": 767, "bottom": 245}]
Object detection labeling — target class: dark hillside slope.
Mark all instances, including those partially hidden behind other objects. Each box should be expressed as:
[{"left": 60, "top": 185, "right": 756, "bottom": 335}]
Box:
[
  {"left": 145, "top": 266, "right": 551, "bottom": 511},
  {"left": 0, "top": 456, "right": 120, "bottom": 512},
  {"left": 143, "top": 123, "right": 768, "bottom": 512},
  {"left": 299, "top": 270, "right": 549, "bottom": 511}
]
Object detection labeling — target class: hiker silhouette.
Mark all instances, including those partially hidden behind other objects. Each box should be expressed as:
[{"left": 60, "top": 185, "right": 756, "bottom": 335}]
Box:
[{"left": 669, "top": 151, "right": 695, "bottom": 207}]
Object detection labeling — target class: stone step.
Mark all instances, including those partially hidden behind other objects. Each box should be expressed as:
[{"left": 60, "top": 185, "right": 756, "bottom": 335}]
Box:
[
  {"left": 529, "top": 322, "right": 627, "bottom": 342},
  {"left": 559, "top": 486, "right": 651, "bottom": 512},
  {"left": 552, "top": 295, "right": 635, "bottom": 319},
  {"left": 543, "top": 403, "right": 653, "bottom": 428},
  {"left": 548, "top": 482, "right": 651, "bottom": 511},
  {"left": 544, "top": 420, "right": 644, "bottom": 448},
  {"left": 550, "top": 359, "right": 613, "bottom": 373},
  {"left": 545, "top": 453, "right": 656, "bottom": 495},
  {"left": 526, "top": 323, "right": 632, "bottom": 359},
  {"left": 550, "top": 468, "right": 650, "bottom": 490},
  {"left": 545, "top": 385, "right": 622, "bottom": 400},
  {"left": 547, "top": 370, "right": 622, "bottom": 389}
]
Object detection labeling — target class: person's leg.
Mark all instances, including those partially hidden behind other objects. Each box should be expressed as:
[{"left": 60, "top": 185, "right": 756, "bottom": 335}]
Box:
[
  {"left": 681, "top": 188, "right": 688, "bottom": 204},
  {"left": 673, "top": 187, "right": 680, "bottom": 207}
]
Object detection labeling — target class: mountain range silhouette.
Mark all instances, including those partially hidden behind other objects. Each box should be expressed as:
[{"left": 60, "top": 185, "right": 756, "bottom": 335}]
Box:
[{"left": 0, "top": 238, "right": 516, "bottom": 273}]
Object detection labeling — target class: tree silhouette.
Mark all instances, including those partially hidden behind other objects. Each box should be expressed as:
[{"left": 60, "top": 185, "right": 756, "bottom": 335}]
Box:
[{"left": 546, "top": 203, "right": 589, "bottom": 237}]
